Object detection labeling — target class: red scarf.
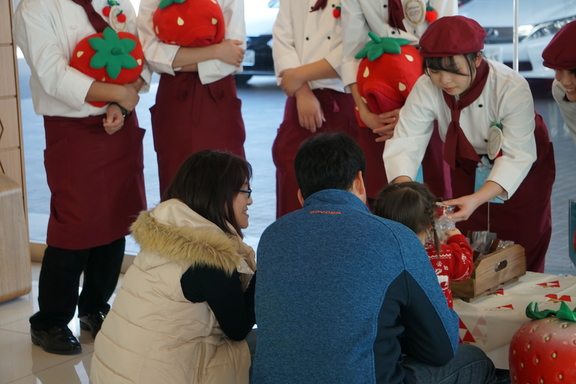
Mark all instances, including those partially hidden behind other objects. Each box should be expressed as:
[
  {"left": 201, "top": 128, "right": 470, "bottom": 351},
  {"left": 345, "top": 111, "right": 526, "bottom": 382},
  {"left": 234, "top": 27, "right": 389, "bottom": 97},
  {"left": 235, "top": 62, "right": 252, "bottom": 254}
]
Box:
[
  {"left": 71, "top": 0, "right": 110, "bottom": 32},
  {"left": 388, "top": 0, "right": 407, "bottom": 32},
  {"left": 442, "top": 59, "right": 489, "bottom": 169},
  {"left": 310, "top": 0, "right": 327, "bottom": 12}
]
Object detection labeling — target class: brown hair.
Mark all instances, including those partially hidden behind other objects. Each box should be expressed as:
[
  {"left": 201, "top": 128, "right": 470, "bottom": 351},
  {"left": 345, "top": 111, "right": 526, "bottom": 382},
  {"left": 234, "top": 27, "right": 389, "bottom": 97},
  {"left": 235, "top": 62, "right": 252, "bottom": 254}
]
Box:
[
  {"left": 372, "top": 182, "right": 441, "bottom": 256},
  {"left": 162, "top": 150, "right": 252, "bottom": 238}
]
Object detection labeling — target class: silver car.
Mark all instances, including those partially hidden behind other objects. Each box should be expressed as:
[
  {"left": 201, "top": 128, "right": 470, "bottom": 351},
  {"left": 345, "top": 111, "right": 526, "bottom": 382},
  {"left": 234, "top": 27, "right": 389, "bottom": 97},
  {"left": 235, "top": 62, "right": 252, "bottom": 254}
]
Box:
[{"left": 459, "top": 0, "right": 576, "bottom": 79}]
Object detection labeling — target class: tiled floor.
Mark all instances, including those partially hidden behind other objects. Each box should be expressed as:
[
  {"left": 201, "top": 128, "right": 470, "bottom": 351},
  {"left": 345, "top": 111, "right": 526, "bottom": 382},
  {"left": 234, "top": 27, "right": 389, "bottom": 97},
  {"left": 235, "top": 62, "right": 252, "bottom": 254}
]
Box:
[{"left": 2, "top": 71, "right": 575, "bottom": 383}]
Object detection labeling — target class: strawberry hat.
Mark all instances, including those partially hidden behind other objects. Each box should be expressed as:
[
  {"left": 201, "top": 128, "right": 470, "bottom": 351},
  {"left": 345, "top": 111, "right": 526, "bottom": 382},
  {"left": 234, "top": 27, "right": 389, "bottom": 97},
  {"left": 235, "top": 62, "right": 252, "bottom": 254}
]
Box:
[
  {"left": 153, "top": 0, "right": 226, "bottom": 47},
  {"left": 355, "top": 33, "right": 423, "bottom": 126}
]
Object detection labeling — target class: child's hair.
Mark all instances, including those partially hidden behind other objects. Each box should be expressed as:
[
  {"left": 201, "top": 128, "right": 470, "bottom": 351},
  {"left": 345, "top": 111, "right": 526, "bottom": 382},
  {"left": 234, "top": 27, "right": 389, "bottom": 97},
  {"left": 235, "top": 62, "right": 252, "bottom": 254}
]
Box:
[
  {"left": 162, "top": 150, "right": 252, "bottom": 238},
  {"left": 372, "top": 181, "right": 440, "bottom": 255}
]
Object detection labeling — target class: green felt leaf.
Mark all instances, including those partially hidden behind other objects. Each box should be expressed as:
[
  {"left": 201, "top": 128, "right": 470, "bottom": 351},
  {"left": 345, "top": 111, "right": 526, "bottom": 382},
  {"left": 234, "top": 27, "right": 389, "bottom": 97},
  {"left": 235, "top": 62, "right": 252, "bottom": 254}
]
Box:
[
  {"left": 87, "top": 27, "right": 138, "bottom": 80},
  {"left": 158, "top": 0, "right": 186, "bottom": 9},
  {"left": 526, "top": 301, "right": 576, "bottom": 322},
  {"left": 354, "top": 33, "right": 411, "bottom": 61}
]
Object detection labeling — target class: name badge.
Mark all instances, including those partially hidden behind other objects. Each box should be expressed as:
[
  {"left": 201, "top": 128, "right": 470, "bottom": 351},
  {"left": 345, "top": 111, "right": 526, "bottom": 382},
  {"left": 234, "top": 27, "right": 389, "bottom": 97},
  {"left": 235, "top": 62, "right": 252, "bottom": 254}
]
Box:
[{"left": 475, "top": 157, "right": 504, "bottom": 204}]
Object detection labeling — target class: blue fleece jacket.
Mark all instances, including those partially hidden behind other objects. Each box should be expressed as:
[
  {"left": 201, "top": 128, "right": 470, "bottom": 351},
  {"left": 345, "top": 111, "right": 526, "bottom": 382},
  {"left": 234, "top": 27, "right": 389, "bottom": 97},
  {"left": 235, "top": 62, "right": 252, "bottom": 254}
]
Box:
[{"left": 252, "top": 190, "right": 459, "bottom": 384}]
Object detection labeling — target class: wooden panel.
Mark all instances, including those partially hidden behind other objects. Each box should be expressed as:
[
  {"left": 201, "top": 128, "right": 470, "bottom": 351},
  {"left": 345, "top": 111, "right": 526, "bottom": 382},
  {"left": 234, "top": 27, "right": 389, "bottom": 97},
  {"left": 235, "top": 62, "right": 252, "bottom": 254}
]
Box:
[
  {"left": 0, "top": 173, "right": 31, "bottom": 303},
  {"left": 0, "top": 148, "right": 25, "bottom": 190},
  {"left": 0, "top": 98, "right": 21, "bottom": 149},
  {"left": 0, "top": 0, "right": 12, "bottom": 45},
  {"left": 0, "top": 46, "right": 17, "bottom": 97}
]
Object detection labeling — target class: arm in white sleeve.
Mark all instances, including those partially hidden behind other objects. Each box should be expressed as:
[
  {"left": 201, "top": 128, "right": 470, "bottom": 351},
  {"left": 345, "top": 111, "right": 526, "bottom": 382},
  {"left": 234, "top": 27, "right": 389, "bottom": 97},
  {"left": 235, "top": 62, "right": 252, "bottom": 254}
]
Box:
[
  {"left": 272, "top": 0, "right": 302, "bottom": 84},
  {"left": 487, "top": 80, "right": 537, "bottom": 200},
  {"left": 137, "top": 0, "right": 181, "bottom": 76},
  {"left": 197, "top": 0, "right": 247, "bottom": 84},
  {"left": 340, "top": 0, "right": 369, "bottom": 90},
  {"left": 383, "top": 77, "right": 438, "bottom": 182}
]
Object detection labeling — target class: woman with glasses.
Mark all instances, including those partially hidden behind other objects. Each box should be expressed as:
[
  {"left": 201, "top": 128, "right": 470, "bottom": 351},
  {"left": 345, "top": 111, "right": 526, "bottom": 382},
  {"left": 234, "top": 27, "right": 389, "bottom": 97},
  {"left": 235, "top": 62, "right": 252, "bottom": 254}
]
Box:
[{"left": 91, "top": 150, "right": 257, "bottom": 384}]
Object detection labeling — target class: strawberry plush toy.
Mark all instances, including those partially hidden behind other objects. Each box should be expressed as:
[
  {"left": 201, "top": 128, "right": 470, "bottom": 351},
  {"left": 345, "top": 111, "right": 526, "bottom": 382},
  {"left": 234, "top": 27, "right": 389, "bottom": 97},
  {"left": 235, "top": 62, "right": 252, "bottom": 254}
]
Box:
[
  {"left": 70, "top": 27, "right": 144, "bottom": 107},
  {"left": 354, "top": 32, "right": 423, "bottom": 127},
  {"left": 509, "top": 301, "right": 576, "bottom": 383},
  {"left": 152, "top": 0, "right": 225, "bottom": 47}
]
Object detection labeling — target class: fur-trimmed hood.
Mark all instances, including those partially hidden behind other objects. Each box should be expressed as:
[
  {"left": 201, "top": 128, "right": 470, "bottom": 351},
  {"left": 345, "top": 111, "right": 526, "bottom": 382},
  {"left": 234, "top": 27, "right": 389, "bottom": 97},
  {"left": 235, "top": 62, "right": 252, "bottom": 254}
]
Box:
[{"left": 130, "top": 199, "right": 251, "bottom": 276}]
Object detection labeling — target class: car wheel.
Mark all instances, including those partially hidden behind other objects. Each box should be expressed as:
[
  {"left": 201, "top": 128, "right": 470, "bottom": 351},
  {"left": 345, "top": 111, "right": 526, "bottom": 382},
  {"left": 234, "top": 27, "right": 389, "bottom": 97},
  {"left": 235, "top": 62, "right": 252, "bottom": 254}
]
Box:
[{"left": 235, "top": 74, "right": 253, "bottom": 85}]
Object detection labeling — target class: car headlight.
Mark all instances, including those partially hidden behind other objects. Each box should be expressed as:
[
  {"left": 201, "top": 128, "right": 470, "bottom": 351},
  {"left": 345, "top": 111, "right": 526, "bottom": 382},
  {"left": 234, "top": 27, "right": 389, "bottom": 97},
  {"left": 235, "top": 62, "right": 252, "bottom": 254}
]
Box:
[{"left": 519, "top": 15, "right": 576, "bottom": 42}]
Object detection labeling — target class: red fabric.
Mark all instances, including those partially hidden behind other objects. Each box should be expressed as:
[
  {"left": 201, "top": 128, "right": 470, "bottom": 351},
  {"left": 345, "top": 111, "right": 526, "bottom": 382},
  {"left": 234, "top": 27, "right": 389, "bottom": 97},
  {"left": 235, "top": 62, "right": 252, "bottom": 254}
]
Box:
[
  {"left": 43, "top": 113, "right": 146, "bottom": 250},
  {"left": 310, "top": 0, "right": 327, "bottom": 12},
  {"left": 153, "top": 0, "right": 225, "bottom": 47},
  {"left": 442, "top": 60, "right": 488, "bottom": 169},
  {"left": 272, "top": 89, "right": 360, "bottom": 218},
  {"left": 425, "top": 233, "right": 474, "bottom": 308},
  {"left": 70, "top": 0, "right": 109, "bottom": 32},
  {"left": 151, "top": 72, "right": 246, "bottom": 196},
  {"left": 388, "top": 0, "right": 406, "bottom": 32},
  {"left": 419, "top": 16, "right": 485, "bottom": 57},
  {"left": 452, "top": 113, "right": 555, "bottom": 273},
  {"left": 542, "top": 20, "right": 576, "bottom": 70}
]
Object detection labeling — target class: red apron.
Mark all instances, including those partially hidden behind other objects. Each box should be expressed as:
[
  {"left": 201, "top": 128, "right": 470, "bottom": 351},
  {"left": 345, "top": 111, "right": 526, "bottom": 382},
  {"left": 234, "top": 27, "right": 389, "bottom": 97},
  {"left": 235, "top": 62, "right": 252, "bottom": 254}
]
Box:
[
  {"left": 272, "top": 89, "right": 360, "bottom": 218},
  {"left": 358, "top": 121, "right": 452, "bottom": 201},
  {"left": 43, "top": 113, "right": 146, "bottom": 250},
  {"left": 151, "top": 72, "right": 246, "bottom": 195},
  {"left": 452, "top": 113, "right": 555, "bottom": 272}
]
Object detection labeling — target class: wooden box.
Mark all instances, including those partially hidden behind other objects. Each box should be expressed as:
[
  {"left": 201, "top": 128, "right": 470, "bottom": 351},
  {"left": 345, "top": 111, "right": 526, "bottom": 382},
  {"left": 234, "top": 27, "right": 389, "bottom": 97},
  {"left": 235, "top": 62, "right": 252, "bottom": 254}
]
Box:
[{"left": 450, "top": 244, "right": 526, "bottom": 302}]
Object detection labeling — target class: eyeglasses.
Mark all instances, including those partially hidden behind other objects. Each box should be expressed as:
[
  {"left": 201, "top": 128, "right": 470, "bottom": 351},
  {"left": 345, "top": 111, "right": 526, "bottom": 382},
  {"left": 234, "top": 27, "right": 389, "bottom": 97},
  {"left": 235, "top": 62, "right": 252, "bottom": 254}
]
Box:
[{"left": 238, "top": 189, "right": 252, "bottom": 198}]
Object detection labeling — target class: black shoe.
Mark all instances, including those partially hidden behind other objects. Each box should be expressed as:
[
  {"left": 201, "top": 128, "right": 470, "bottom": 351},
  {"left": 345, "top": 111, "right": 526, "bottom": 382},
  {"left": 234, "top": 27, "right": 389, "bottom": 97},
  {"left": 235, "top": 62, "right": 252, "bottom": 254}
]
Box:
[
  {"left": 30, "top": 326, "right": 82, "bottom": 355},
  {"left": 79, "top": 312, "right": 106, "bottom": 338}
]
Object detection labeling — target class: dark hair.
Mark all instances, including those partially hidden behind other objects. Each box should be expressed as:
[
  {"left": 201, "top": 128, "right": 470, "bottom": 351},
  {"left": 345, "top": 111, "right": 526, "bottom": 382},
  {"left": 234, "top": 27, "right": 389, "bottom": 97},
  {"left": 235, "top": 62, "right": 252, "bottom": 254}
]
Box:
[
  {"left": 423, "top": 51, "right": 481, "bottom": 77},
  {"left": 294, "top": 132, "right": 366, "bottom": 200},
  {"left": 372, "top": 181, "right": 440, "bottom": 255},
  {"left": 571, "top": 69, "right": 576, "bottom": 76},
  {"left": 162, "top": 150, "right": 252, "bottom": 238}
]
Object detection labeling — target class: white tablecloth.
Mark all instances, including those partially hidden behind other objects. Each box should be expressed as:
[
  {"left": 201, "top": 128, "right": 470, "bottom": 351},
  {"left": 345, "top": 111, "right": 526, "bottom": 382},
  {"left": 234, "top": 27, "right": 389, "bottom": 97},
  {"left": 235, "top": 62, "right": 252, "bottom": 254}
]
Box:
[{"left": 453, "top": 272, "right": 576, "bottom": 369}]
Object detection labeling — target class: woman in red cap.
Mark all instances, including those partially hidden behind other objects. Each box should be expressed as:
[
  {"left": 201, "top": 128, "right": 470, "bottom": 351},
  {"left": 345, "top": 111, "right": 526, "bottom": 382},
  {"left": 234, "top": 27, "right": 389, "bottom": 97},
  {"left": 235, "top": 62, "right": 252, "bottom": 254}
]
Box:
[
  {"left": 384, "top": 15, "right": 555, "bottom": 272},
  {"left": 543, "top": 20, "right": 576, "bottom": 146}
]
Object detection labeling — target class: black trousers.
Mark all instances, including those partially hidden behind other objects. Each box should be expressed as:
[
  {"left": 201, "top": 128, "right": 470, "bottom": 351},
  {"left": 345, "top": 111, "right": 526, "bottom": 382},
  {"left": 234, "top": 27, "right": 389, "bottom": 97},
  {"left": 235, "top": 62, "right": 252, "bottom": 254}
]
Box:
[{"left": 29, "top": 237, "right": 125, "bottom": 330}]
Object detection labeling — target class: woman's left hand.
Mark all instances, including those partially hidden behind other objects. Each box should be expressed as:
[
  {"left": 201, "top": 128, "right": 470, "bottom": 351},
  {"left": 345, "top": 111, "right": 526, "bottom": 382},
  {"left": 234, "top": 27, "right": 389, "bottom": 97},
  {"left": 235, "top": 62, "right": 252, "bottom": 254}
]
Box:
[
  {"left": 442, "top": 194, "right": 484, "bottom": 222},
  {"left": 103, "top": 103, "right": 125, "bottom": 135}
]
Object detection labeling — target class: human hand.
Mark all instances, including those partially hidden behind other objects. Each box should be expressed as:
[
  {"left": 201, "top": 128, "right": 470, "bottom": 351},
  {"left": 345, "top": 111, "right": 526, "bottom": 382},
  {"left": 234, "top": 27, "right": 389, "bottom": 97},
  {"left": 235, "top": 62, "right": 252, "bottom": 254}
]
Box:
[
  {"left": 357, "top": 108, "right": 398, "bottom": 142},
  {"left": 129, "top": 76, "right": 145, "bottom": 93},
  {"left": 295, "top": 88, "right": 324, "bottom": 132},
  {"left": 117, "top": 84, "right": 140, "bottom": 112},
  {"left": 103, "top": 103, "right": 125, "bottom": 135},
  {"left": 444, "top": 228, "right": 462, "bottom": 238},
  {"left": 442, "top": 195, "right": 484, "bottom": 222},
  {"left": 373, "top": 109, "right": 399, "bottom": 142},
  {"left": 213, "top": 39, "right": 245, "bottom": 66},
  {"left": 278, "top": 68, "right": 304, "bottom": 97}
]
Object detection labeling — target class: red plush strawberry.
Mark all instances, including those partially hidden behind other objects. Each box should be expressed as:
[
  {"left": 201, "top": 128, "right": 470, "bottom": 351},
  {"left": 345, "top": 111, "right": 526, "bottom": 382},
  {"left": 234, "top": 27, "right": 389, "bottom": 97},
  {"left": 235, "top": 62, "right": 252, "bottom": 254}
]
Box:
[
  {"left": 425, "top": 6, "right": 438, "bottom": 23},
  {"left": 354, "top": 32, "right": 423, "bottom": 127},
  {"left": 333, "top": 6, "right": 341, "bottom": 18},
  {"left": 509, "top": 301, "right": 576, "bottom": 383},
  {"left": 70, "top": 27, "right": 144, "bottom": 107},
  {"left": 152, "top": 0, "right": 225, "bottom": 47}
]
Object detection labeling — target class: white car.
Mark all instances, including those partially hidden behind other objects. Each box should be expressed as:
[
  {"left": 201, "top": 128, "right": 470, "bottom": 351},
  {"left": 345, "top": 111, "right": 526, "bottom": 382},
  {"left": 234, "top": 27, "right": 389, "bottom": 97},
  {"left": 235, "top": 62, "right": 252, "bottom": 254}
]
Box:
[
  {"left": 458, "top": 0, "right": 576, "bottom": 79},
  {"left": 236, "top": 0, "right": 279, "bottom": 83}
]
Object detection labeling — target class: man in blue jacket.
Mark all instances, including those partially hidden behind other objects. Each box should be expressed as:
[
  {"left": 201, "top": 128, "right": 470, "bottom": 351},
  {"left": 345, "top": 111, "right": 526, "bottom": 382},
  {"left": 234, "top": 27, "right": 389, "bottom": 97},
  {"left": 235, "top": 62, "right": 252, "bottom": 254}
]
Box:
[{"left": 252, "top": 132, "right": 496, "bottom": 384}]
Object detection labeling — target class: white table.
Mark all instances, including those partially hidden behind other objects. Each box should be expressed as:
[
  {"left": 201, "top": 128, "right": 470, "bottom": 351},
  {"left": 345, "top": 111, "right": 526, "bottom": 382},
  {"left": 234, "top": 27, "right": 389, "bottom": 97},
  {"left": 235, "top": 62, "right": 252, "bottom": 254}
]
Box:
[{"left": 453, "top": 272, "right": 576, "bottom": 369}]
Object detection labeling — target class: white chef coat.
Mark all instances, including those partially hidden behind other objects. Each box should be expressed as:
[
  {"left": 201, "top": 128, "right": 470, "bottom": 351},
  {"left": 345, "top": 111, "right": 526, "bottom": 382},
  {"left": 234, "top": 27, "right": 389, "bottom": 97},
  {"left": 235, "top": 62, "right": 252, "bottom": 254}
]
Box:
[
  {"left": 273, "top": 0, "right": 344, "bottom": 92},
  {"left": 551, "top": 79, "right": 576, "bottom": 146},
  {"left": 137, "top": 0, "right": 246, "bottom": 85},
  {"left": 13, "top": 0, "right": 151, "bottom": 118},
  {"left": 383, "top": 60, "right": 537, "bottom": 200},
  {"left": 341, "top": 0, "right": 457, "bottom": 88}
]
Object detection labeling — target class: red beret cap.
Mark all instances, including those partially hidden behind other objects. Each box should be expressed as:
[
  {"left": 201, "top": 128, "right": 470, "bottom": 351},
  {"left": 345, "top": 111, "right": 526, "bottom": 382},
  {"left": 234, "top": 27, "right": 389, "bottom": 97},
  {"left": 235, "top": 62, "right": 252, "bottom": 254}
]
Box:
[
  {"left": 419, "top": 16, "right": 486, "bottom": 57},
  {"left": 542, "top": 21, "right": 576, "bottom": 70}
]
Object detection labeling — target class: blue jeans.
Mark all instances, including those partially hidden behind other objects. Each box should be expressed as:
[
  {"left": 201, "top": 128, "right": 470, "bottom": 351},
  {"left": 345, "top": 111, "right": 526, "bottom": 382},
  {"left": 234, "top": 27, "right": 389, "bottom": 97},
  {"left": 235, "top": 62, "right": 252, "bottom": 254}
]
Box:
[{"left": 402, "top": 344, "right": 497, "bottom": 384}]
